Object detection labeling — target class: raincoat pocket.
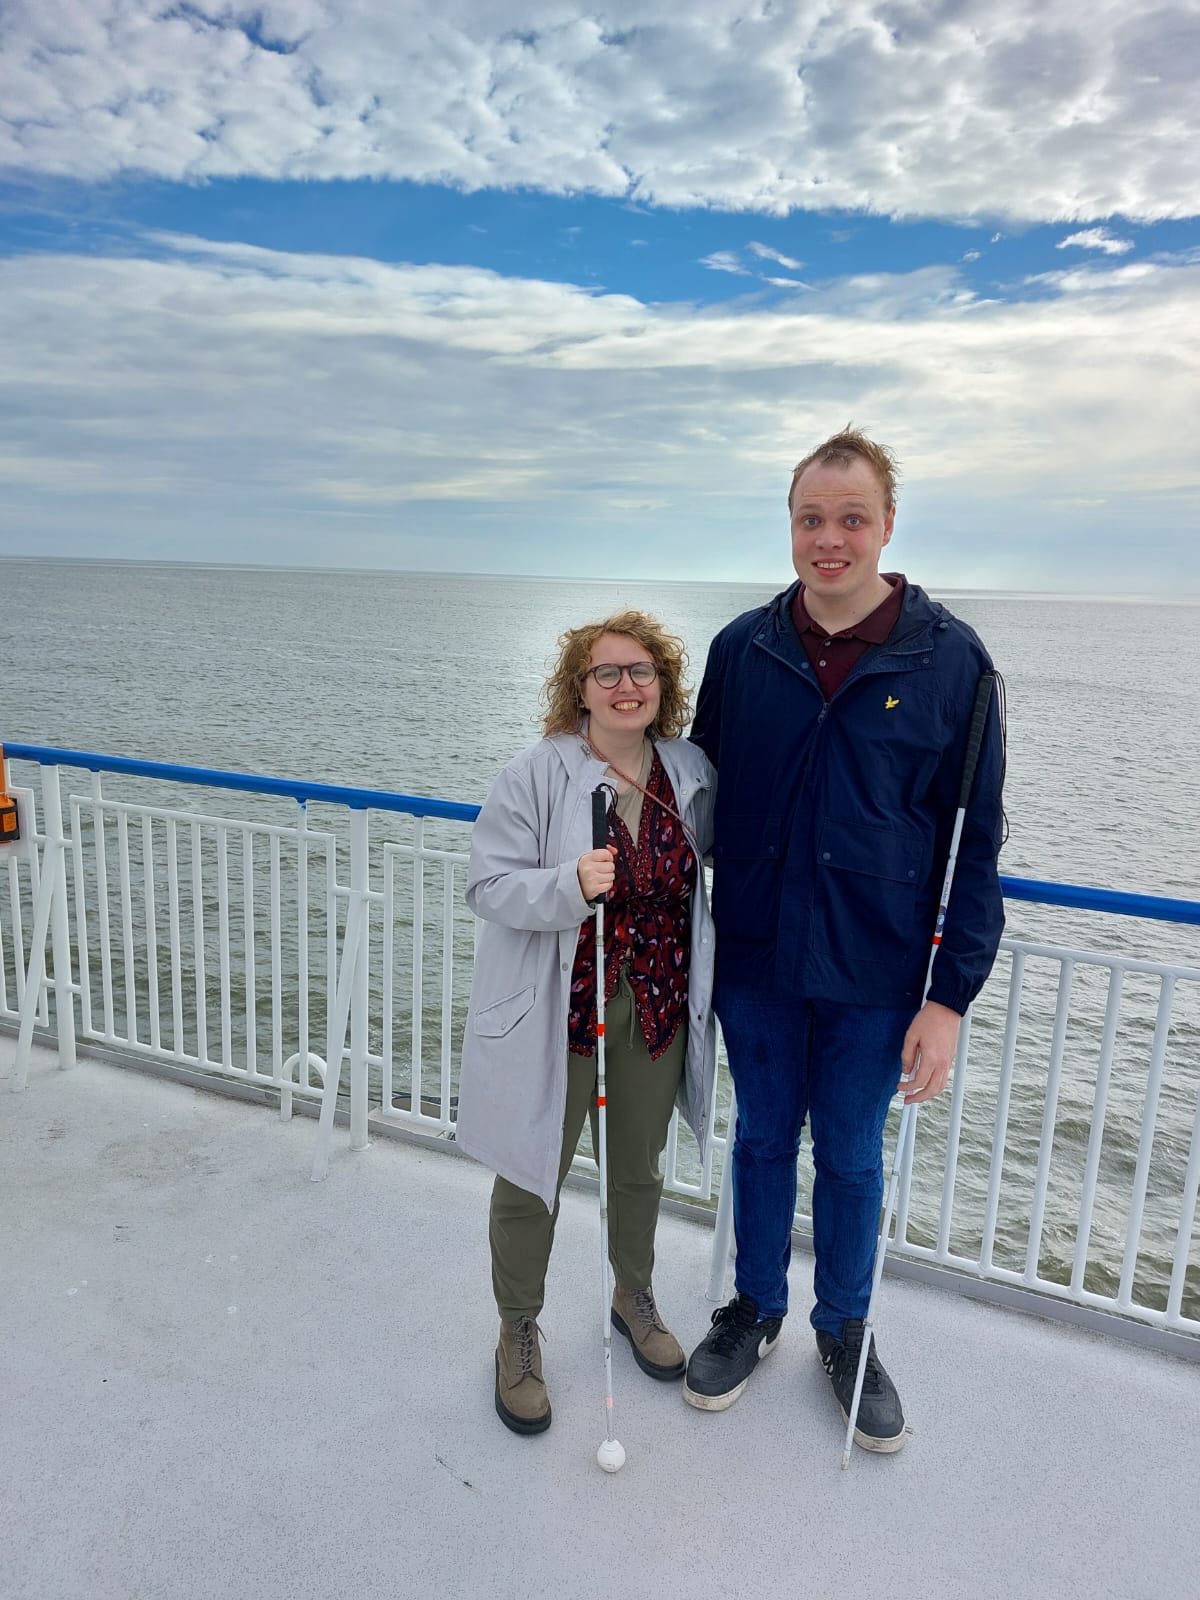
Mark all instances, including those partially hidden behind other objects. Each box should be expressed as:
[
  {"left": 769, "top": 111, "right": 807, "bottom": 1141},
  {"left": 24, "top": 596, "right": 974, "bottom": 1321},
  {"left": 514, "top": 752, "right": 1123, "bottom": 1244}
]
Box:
[{"left": 473, "top": 984, "right": 537, "bottom": 1038}]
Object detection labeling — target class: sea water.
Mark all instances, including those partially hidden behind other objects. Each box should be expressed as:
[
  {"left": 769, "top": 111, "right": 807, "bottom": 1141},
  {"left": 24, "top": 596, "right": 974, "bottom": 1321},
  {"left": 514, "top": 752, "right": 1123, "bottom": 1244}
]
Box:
[{"left": 3, "top": 559, "right": 1198, "bottom": 1313}]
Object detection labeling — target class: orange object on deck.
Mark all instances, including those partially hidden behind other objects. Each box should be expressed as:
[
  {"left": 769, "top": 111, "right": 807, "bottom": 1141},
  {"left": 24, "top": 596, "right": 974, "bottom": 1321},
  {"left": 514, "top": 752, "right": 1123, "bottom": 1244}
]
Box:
[{"left": 0, "top": 743, "right": 20, "bottom": 842}]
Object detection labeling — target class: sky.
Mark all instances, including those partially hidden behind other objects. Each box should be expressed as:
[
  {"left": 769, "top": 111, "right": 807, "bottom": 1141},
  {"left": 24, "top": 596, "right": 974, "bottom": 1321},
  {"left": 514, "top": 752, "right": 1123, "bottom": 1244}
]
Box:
[{"left": 1, "top": 1, "right": 1198, "bottom": 590}]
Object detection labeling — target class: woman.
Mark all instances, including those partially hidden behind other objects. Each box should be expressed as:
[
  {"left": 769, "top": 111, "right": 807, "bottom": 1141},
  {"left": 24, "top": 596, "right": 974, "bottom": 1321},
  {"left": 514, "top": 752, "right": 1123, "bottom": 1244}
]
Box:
[{"left": 455, "top": 609, "right": 717, "bottom": 1436}]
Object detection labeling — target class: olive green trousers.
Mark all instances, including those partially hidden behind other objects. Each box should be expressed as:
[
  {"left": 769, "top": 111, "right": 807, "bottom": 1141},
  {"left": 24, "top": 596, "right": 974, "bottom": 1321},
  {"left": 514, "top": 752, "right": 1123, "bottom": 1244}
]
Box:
[{"left": 490, "top": 973, "right": 687, "bottom": 1321}]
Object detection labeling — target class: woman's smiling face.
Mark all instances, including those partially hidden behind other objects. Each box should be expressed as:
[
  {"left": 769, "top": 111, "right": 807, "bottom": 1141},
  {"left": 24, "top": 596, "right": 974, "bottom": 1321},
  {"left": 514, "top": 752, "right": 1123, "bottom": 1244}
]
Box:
[{"left": 580, "top": 632, "right": 661, "bottom": 743}]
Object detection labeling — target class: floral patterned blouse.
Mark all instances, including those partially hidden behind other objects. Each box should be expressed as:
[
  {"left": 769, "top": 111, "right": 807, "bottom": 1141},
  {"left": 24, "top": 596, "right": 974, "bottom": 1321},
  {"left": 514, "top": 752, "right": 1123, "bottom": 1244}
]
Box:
[{"left": 567, "top": 751, "right": 697, "bottom": 1060}]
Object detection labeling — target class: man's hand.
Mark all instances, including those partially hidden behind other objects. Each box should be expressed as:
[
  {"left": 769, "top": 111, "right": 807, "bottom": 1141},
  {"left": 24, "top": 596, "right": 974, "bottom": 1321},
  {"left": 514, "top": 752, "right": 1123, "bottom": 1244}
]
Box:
[
  {"left": 577, "top": 845, "right": 617, "bottom": 903},
  {"left": 898, "top": 1000, "right": 962, "bottom": 1104}
]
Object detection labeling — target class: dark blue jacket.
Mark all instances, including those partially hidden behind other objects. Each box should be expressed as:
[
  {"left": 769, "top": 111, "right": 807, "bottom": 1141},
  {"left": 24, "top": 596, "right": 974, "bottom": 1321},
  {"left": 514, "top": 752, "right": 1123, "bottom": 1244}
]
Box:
[{"left": 692, "top": 580, "right": 1005, "bottom": 1014}]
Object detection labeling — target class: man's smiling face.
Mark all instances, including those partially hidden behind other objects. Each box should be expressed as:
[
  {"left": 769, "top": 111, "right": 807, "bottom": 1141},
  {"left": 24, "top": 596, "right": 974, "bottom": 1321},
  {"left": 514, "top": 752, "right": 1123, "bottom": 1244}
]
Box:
[{"left": 789, "top": 458, "right": 895, "bottom": 616}]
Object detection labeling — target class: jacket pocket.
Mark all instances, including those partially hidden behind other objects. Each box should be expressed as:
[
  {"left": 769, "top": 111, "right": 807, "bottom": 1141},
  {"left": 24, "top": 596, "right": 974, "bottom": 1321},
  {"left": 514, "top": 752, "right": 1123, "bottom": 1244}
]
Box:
[
  {"left": 712, "top": 814, "right": 782, "bottom": 941},
  {"left": 473, "top": 984, "right": 536, "bottom": 1038},
  {"left": 816, "top": 817, "right": 924, "bottom": 884},
  {"left": 712, "top": 813, "right": 782, "bottom": 862},
  {"left": 814, "top": 818, "right": 929, "bottom": 987}
]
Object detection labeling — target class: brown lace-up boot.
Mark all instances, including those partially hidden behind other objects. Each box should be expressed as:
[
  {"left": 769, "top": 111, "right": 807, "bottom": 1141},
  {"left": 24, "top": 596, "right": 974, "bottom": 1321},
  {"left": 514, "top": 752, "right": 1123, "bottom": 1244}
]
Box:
[
  {"left": 611, "top": 1283, "right": 686, "bottom": 1379},
  {"left": 495, "top": 1316, "right": 551, "bottom": 1435}
]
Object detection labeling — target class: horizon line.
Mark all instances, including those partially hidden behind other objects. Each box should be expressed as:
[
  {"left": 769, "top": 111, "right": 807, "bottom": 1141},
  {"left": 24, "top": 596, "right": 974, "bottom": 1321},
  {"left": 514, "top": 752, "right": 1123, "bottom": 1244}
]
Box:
[{"left": 2, "top": 551, "right": 1198, "bottom": 603}]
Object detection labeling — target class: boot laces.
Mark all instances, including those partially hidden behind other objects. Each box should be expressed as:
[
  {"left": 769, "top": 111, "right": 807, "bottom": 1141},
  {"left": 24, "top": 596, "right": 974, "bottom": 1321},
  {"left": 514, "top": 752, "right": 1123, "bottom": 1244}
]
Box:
[
  {"left": 629, "top": 1287, "right": 665, "bottom": 1332},
  {"left": 512, "top": 1316, "right": 544, "bottom": 1378}
]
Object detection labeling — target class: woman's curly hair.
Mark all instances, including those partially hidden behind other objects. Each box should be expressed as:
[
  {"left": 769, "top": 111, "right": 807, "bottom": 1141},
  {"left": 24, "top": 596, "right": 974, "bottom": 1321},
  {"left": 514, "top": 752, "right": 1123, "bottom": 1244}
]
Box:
[{"left": 542, "top": 609, "right": 692, "bottom": 741}]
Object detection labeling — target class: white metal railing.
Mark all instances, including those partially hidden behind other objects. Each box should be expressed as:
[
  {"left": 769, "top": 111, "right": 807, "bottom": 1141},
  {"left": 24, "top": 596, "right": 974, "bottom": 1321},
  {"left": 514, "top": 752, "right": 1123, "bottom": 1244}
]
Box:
[
  {"left": 0, "top": 758, "right": 482, "bottom": 1165},
  {"left": 2, "top": 744, "right": 1198, "bottom": 1354},
  {"left": 785, "top": 937, "right": 1200, "bottom": 1338}
]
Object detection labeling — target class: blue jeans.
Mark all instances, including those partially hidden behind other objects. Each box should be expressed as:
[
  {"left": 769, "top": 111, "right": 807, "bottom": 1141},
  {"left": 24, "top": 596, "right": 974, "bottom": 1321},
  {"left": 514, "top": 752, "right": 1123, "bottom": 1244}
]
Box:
[{"left": 715, "top": 987, "right": 911, "bottom": 1335}]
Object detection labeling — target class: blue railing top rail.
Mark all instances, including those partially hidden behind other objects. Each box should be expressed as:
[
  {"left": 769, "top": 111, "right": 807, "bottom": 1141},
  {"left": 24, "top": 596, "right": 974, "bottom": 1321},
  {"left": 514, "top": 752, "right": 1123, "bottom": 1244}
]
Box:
[
  {"left": 1, "top": 742, "right": 480, "bottom": 823},
  {"left": 997, "top": 878, "right": 1199, "bottom": 927},
  {"left": 5, "top": 741, "right": 1199, "bottom": 927}
]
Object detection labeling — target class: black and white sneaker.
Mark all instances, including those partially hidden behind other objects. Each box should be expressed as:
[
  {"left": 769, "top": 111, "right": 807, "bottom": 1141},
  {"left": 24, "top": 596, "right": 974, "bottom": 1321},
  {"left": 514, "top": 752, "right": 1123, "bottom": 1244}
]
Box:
[
  {"left": 816, "top": 1319, "right": 906, "bottom": 1453},
  {"left": 682, "top": 1293, "right": 783, "bottom": 1411}
]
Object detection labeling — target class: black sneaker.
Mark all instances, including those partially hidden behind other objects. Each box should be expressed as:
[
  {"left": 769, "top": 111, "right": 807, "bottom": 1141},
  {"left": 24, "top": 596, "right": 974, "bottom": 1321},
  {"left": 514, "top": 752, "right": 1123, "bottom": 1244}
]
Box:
[
  {"left": 682, "top": 1293, "right": 783, "bottom": 1411},
  {"left": 816, "top": 1319, "right": 906, "bottom": 1453}
]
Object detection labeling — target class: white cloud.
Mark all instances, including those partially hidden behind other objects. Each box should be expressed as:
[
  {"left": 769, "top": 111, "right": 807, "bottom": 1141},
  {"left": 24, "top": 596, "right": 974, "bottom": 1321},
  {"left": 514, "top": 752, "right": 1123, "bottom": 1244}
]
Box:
[
  {"left": 700, "top": 250, "right": 750, "bottom": 275},
  {"left": 963, "top": 250, "right": 982, "bottom": 262},
  {"left": 0, "top": 235, "right": 1197, "bottom": 587},
  {"left": 749, "top": 241, "right": 805, "bottom": 271},
  {"left": 1057, "top": 227, "right": 1136, "bottom": 255},
  {"left": 0, "top": 1, "right": 1196, "bottom": 223},
  {"left": 706, "top": 241, "right": 810, "bottom": 284}
]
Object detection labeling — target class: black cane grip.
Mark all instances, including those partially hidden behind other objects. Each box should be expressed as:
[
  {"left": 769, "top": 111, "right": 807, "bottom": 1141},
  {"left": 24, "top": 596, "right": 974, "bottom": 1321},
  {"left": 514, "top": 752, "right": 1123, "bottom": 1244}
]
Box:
[
  {"left": 958, "top": 672, "right": 995, "bottom": 808},
  {"left": 591, "top": 786, "right": 609, "bottom": 851},
  {"left": 588, "top": 786, "right": 609, "bottom": 906}
]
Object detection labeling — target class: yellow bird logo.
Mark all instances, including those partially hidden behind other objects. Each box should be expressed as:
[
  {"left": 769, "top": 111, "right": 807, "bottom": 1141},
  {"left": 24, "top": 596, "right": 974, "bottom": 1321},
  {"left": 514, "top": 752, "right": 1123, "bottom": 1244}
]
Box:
[{"left": 885, "top": 695, "right": 900, "bottom": 710}]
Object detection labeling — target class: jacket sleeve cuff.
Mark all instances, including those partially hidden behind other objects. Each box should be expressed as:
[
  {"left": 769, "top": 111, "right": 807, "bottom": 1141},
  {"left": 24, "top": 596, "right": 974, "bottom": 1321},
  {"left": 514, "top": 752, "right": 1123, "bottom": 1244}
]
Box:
[
  {"left": 558, "top": 858, "right": 591, "bottom": 922},
  {"left": 926, "top": 977, "right": 973, "bottom": 1017}
]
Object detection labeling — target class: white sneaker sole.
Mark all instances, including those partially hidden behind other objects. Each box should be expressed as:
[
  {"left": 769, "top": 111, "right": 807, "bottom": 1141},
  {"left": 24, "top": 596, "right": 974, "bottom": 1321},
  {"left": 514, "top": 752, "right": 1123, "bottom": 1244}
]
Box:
[
  {"left": 681, "top": 1331, "right": 779, "bottom": 1411},
  {"left": 682, "top": 1377, "right": 749, "bottom": 1411},
  {"left": 834, "top": 1401, "right": 907, "bottom": 1453},
  {"left": 838, "top": 1420, "right": 908, "bottom": 1459}
]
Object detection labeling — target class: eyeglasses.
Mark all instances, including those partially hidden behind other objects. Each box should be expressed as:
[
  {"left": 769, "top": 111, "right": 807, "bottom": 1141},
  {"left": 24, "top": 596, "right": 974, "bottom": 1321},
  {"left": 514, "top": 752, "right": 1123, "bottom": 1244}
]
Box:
[{"left": 584, "top": 661, "right": 659, "bottom": 689}]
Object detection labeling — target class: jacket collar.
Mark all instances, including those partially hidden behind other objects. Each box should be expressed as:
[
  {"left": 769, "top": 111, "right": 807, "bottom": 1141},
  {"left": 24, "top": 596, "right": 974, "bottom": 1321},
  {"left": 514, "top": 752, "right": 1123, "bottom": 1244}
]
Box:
[
  {"left": 545, "top": 726, "right": 709, "bottom": 812},
  {"left": 756, "top": 577, "right": 943, "bottom": 671},
  {"left": 546, "top": 725, "right": 610, "bottom": 783}
]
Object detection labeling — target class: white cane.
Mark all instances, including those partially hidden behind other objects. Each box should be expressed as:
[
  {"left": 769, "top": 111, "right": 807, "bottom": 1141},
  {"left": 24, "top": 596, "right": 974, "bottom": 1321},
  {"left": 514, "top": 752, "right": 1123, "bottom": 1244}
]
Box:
[
  {"left": 590, "top": 784, "right": 626, "bottom": 1474},
  {"left": 841, "top": 671, "right": 996, "bottom": 1467}
]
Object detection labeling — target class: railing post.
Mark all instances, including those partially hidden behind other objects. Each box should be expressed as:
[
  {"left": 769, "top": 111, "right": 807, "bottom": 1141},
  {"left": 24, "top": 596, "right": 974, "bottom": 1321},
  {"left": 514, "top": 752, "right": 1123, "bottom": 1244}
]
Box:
[
  {"left": 411, "top": 816, "right": 425, "bottom": 1114},
  {"left": 13, "top": 823, "right": 66, "bottom": 1092},
  {"left": 43, "top": 765, "right": 77, "bottom": 1070},
  {"left": 1119, "top": 975, "right": 1176, "bottom": 1308},
  {"left": 309, "top": 810, "right": 371, "bottom": 1181},
  {"left": 286, "top": 799, "right": 309, "bottom": 1121},
  {"left": 349, "top": 808, "right": 370, "bottom": 1152},
  {"left": 1025, "top": 959, "right": 1075, "bottom": 1283},
  {"left": 706, "top": 1088, "right": 738, "bottom": 1302}
]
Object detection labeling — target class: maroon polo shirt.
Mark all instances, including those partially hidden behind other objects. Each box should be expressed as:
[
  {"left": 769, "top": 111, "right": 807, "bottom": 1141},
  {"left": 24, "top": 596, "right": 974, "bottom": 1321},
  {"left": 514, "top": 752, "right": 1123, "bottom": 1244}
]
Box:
[{"left": 791, "top": 574, "right": 906, "bottom": 699}]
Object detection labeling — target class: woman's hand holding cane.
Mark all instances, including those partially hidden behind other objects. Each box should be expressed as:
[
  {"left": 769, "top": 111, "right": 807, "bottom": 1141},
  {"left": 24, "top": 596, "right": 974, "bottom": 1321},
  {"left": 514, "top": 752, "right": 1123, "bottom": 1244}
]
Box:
[{"left": 578, "top": 846, "right": 617, "bottom": 904}]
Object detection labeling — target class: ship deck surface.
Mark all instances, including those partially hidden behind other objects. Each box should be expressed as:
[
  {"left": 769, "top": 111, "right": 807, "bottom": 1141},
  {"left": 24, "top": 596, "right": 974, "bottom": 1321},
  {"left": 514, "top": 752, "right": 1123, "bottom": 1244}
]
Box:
[{"left": 4, "top": 1039, "right": 1194, "bottom": 1600}]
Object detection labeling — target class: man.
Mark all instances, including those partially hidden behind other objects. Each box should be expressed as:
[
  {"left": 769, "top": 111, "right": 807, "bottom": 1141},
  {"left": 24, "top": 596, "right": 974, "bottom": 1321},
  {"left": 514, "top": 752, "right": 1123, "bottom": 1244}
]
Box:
[{"left": 683, "top": 428, "right": 1005, "bottom": 1452}]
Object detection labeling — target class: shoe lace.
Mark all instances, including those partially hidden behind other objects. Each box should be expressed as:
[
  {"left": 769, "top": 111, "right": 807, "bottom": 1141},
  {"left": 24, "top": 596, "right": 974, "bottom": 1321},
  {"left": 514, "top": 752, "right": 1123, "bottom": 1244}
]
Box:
[
  {"left": 629, "top": 1287, "right": 664, "bottom": 1332},
  {"left": 835, "top": 1322, "right": 884, "bottom": 1397},
  {"left": 513, "top": 1317, "right": 544, "bottom": 1379},
  {"left": 705, "top": 1295, "right": 759, "bottom": 1357}
]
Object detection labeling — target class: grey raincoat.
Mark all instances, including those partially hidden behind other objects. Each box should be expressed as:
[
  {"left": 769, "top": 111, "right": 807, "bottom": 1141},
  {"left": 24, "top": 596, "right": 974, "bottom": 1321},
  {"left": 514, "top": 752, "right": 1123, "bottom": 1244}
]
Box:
[{"left": 455, "top": 731, "right": 717, "bottom": 1211}]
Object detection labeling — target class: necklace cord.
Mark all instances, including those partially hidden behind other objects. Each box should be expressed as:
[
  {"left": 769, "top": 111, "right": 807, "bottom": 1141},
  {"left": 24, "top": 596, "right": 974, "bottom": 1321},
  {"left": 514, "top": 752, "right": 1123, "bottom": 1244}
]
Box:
[{"left": 581, "top": 733, "right": 697, "bottom": 850}]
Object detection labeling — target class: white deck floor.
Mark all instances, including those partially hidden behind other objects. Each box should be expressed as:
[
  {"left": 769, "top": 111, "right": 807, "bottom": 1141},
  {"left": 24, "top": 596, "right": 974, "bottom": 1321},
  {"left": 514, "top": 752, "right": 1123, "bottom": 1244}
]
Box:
[{"left": 3, "top": 1038, "right": 1196, "bottom": 1600}]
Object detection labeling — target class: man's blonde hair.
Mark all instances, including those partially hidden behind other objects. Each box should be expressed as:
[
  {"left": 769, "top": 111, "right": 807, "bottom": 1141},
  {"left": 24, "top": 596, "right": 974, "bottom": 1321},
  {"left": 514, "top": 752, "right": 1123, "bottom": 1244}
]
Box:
[{"left": 788, "top": 426, "right": 900, "bottom": 513}]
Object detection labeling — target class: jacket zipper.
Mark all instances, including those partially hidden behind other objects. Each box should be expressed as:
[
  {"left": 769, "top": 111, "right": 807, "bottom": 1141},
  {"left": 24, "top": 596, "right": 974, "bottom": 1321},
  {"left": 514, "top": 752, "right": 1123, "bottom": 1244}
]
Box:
[{"left": 750, "top": 598, "right": 938, "bottom": 836}]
